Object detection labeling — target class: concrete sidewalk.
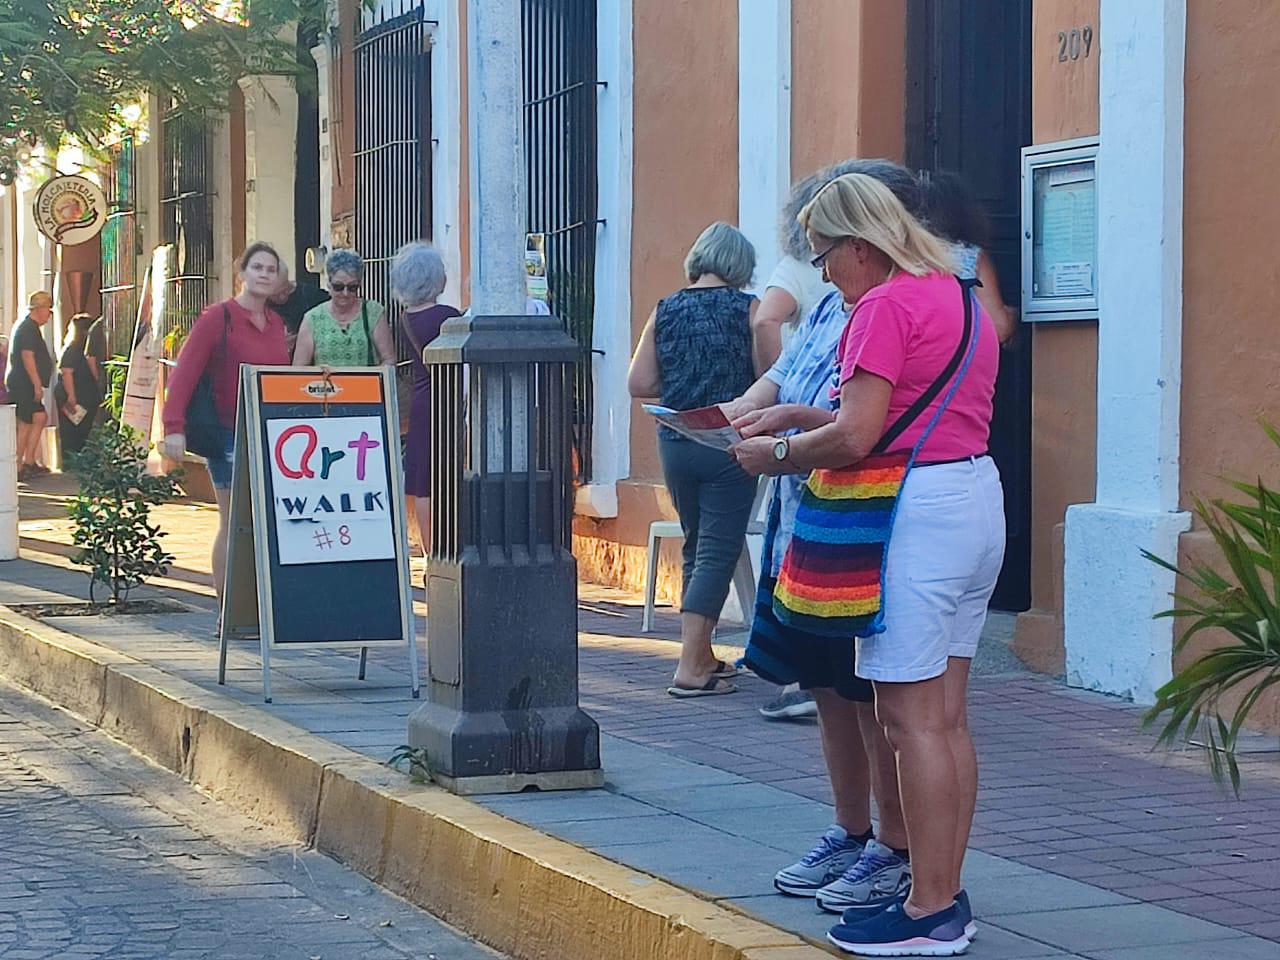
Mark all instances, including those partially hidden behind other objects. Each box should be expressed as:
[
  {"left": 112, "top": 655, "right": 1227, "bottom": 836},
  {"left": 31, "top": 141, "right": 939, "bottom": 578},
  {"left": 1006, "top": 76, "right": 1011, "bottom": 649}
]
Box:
[{"left": 5, "top": 474, "right": 1280, "bottom": 959}]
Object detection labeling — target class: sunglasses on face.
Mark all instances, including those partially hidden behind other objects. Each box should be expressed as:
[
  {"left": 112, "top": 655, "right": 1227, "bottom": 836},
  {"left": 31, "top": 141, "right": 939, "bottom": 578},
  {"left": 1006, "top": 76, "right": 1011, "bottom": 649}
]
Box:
[
  {"left": 331, "top": 282, "right": 361, "bottom": 293},
  {"left": 810, "top": 239, "right": 846, "bottom": 270}
]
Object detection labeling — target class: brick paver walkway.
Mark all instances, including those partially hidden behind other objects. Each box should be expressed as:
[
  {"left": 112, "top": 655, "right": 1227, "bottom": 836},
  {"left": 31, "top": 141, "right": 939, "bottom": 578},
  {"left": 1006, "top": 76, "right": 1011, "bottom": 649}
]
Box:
[
  {"left": 0, "top": 674, "right": 499, "bottom": 960},
  {"left": 7, "top": 474, "right": 1280, "bottom": 956}
]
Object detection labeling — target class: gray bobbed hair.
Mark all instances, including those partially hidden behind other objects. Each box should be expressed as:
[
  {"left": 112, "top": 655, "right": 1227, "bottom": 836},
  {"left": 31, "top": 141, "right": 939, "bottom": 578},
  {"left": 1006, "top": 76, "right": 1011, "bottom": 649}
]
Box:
[
  {"left": 779, "top": 158, "right": 923, "bottom": 259},
  {"left": 390, "top": 241, "right": 447, "bottom": 306},
  {"left": 683, "top": 221, "right": 756, "bottom": 288},
  {"left": 325, "top": 248, "right": 364, "bottom": 278}
]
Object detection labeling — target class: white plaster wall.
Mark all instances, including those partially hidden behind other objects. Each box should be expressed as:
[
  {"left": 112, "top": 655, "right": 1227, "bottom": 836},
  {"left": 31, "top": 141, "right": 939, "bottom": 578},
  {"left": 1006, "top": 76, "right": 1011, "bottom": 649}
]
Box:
[
  {"left": 577, "top": 0, "right": 634, "bottom": 518},
  {"left": 239, "top": 76, "right": 299, "bottom": 270},
  {"left": 1062, "top": 0, "right": 1190, "bottom": 704},
  {"left": 210, "top": 113, "right": 236, "bottom": 300},
  {"left": 426, "top": 0, "right": 464, "bottom": 310},
  {"left": 737, "top": 0, "right": 791, "bottom": 291}
]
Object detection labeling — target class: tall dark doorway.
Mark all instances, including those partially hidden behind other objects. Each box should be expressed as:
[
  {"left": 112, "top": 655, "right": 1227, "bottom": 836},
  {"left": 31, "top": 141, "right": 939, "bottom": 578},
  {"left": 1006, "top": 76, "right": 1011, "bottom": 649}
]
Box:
[{"left": 906, "top": 0, "right": 1033, "bottom": 610}]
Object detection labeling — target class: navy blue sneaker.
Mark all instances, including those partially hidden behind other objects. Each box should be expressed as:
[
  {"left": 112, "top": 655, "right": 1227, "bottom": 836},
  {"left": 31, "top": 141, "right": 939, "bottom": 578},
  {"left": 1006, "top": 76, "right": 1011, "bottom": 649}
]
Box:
[
  {"left": 956, "top": 888, "right": 976, "bottom": 940},
  {"left": 827, "top": 901, "right": 970, "bottom": 957}
]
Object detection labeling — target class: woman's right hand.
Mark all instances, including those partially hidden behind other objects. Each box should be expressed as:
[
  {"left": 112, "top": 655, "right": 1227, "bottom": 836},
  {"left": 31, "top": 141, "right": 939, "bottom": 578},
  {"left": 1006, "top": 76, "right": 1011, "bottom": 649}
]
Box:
[
  {"left": 733, "top": 404, "right": 810, "bottom": 439},
  {"left": 718, "top": 397, "right": 757, "bottom": 422},
  {"left": 158, "top": 433, "right": 187, "bottom": 462}
]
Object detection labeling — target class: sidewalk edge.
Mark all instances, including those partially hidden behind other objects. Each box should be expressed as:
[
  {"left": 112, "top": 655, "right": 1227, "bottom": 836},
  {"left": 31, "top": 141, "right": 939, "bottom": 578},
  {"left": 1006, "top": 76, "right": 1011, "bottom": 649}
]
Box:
[{"left": 0, "top": 607, "right": 831, "bottom": 960}]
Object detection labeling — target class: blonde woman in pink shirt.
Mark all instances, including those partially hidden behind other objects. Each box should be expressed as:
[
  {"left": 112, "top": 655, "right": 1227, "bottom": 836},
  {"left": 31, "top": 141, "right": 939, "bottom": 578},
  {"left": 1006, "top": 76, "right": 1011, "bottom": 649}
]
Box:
[
  {"left": 160, "top": 242, "right": 289, "bottom": 607},
  {"left": 734, "top": 174, "right": 1002, "bottom": 957}
]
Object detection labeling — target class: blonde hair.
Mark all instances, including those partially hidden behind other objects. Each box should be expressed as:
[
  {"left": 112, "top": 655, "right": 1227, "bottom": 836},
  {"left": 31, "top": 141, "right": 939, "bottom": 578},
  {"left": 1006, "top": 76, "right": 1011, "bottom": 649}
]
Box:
[{"left": 798, "top": 173, "right": 956, "bottom": 277}]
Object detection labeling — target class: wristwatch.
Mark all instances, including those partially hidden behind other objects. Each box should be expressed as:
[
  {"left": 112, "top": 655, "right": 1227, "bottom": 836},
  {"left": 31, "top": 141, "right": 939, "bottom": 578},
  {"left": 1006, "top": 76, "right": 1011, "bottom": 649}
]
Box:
[{"left": 772, "top": 438, "right": 791, "bottom": 463}]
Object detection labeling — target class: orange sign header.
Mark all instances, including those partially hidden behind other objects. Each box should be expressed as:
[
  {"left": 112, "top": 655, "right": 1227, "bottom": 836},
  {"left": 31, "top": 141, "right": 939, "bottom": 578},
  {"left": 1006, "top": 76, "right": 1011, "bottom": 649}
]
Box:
[{"left": 258, "top": 371, "right": 385, "bottom": 405}]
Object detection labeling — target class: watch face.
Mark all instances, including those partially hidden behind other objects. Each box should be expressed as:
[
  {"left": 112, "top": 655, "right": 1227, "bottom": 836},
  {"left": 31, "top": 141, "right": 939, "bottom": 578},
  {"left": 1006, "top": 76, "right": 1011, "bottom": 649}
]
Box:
[{"left": 773, "top": 440, "right": 788, "bottom": 461}]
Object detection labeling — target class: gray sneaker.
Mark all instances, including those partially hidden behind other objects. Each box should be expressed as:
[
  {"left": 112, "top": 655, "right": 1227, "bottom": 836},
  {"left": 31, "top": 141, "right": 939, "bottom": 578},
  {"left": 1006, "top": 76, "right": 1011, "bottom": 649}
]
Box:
[
  {"left": 759, "top": 688, "right": 818, "bottom": 720},
  {"left": 773, "top": 825, "right": 866, "bottom": 896},
  {"left": 816, "top": 839, "right": 911, "bottom": 914}
]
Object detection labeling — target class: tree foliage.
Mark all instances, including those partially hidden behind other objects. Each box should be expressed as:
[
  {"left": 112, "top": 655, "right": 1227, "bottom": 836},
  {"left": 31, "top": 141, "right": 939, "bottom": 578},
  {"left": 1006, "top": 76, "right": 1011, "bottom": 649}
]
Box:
[{"left": 0, "top": 0, "right": 325, "bottom": 172}]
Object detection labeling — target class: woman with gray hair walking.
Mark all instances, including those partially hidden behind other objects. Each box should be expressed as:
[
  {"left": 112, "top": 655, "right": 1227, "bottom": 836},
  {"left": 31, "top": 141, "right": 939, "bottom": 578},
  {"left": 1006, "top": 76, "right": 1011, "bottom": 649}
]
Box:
[
  {"left": 628, "top": 221, "right": 763, "bottom": 697},
  {"left": 391, "top": 241, "right": 458, "bottom": 551},
  {"left": 294, "top": 248, "right": 395, "bottom": 367}
]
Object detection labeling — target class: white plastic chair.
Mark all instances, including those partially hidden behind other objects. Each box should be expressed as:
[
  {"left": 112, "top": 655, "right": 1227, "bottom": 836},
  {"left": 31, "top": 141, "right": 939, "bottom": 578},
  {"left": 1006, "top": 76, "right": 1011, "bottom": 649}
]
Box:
[{"left": 641, "top": 477, "right": 770, "bottom": 633}]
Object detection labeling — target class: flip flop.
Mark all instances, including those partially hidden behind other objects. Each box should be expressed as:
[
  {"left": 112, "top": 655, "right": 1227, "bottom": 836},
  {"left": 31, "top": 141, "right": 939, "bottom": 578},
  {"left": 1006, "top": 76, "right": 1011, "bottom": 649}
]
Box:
[
  {"left": 667, "top": 677, "right": 737, "bottom": 698},
  {"left": 712, "top": 659, "right": 740, "bottom": 679}
]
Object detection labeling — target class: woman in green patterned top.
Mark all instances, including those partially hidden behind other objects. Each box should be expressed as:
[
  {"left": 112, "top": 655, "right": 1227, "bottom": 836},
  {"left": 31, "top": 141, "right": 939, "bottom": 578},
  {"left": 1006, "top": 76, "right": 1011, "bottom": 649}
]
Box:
[{"left": 293, "top": 248, "right": 395, "bottom": 366}]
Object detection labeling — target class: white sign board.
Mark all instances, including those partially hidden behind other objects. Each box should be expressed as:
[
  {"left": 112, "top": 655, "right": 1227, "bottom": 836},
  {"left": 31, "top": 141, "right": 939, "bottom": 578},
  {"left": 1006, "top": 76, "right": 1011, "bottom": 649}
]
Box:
[{"left": 266, "top": 415, "right": 396, "bottom": 565}]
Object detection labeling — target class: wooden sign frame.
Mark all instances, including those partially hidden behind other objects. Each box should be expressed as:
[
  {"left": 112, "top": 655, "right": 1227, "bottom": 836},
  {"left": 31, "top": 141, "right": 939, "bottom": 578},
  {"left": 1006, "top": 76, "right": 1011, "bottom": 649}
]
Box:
[{"left": 218, "top": 365, "right": 420, "bottom": 702}]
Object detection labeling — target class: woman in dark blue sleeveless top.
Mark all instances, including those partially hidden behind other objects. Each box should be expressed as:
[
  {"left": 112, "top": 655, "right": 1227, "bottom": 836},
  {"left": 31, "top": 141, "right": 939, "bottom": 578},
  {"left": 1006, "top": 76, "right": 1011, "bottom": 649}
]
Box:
[{"left": 628, "top": 222, "right": 761, "bottom": 697}]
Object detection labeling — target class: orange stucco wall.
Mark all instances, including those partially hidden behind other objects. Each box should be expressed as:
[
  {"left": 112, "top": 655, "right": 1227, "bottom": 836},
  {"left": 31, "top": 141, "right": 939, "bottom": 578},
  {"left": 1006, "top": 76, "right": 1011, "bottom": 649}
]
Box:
[
  {"left": 790, "top": 0, "right": 906, "bottom": 176},
  {"left": 1011, "top": 0, "right": 1100, "bottom": 673},
  {"left": 1175, "top": 1, "right": 1280, "bottom": 731}
]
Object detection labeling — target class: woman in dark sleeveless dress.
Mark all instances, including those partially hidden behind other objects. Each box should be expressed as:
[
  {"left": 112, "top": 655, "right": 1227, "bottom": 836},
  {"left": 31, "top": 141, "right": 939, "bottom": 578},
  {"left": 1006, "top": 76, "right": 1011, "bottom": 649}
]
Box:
[
  {"left": 628, "top": 221, "right": 763, "bottom": 697},
  {"left": 391, "top": 241, "right": 460, "bottom": 552}
]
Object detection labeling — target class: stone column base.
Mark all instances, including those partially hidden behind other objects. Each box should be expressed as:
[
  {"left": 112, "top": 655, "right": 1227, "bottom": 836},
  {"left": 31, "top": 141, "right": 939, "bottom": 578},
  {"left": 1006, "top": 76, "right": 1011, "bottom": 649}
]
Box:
[{"left": 1063, "top": 503, "right": 1191, "bottom": 704}]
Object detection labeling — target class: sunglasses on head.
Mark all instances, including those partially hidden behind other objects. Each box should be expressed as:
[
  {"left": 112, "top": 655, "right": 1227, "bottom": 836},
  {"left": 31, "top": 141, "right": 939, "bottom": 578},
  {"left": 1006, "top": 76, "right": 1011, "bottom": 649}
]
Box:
[{"left": 331, "top": 282, "right": 361, "bottom": 293}]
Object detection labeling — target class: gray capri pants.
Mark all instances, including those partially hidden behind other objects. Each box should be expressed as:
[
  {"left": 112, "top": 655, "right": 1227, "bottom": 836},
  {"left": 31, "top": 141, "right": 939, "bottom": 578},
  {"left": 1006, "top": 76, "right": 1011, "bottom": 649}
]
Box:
[{"left": 658, "top": 436, "right": 757, "bottom": 619}]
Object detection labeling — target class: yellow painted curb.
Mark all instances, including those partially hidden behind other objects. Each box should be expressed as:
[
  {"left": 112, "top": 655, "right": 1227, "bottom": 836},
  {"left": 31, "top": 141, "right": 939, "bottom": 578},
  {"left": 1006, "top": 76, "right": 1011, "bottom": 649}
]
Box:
[{"left": 0, "top": 608, "right": 835, "bottom": 960}]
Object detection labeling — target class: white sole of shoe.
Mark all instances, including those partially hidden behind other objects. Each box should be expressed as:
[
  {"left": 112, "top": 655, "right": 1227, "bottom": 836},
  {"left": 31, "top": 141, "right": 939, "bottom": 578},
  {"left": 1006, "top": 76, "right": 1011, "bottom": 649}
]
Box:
[
  {"left": 773, "top": 878, "right": 823, "bottom": 897},
  {"left": 964, "top": 921, "right": 977, "bottom": 940},
  {"left": 758, "top": 704, "right": 818, "bottom": 720},
  {"left": 827, "top": 932, "right": 970, "bottom": 957}
]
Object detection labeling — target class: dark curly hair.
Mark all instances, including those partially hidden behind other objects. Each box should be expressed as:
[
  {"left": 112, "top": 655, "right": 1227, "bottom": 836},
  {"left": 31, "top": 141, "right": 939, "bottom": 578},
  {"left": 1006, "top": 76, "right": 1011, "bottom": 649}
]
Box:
[{"left": 916, "top": 169, "right": 991, "bottom": 250}]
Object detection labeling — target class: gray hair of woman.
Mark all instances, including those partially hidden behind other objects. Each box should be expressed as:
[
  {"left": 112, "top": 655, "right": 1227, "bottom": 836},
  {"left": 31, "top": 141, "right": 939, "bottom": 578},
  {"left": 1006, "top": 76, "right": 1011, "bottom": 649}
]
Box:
[
  {"left": 324, "top": 247, "right": 364, "bottom": 279},
  {"left": 390, "top": 241, "right": 447, "bottom": 307},
  {"left": 683, "top": 221, "right": 756, "bottom": 288},
  {"left": 778, "top": 159, "right": 923, "bottom": 260}
]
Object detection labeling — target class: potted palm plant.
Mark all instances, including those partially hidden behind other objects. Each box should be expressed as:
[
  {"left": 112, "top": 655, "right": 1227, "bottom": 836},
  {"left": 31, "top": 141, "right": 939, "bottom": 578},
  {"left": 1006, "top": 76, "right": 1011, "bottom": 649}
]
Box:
[{"left": 1143, "top": 423, "right": 1280, "bottom": 794}]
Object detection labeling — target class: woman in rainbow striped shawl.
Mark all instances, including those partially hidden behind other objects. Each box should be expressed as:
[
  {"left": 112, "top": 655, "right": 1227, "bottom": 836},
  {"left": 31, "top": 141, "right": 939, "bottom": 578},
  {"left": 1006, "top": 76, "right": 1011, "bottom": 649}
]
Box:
[{"left": 733, "top": 173, "right": 1004, "bottom": 958}]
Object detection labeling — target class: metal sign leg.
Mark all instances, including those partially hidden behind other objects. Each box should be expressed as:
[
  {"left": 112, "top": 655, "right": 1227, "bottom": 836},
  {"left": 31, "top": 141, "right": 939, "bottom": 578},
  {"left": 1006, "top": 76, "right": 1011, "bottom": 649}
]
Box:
[
  {"left": 217, "top": 622, "right": 229, "bottom": 685},
  {"left": 358, "top": 646, "right": 368, "bottom": 680},
  {"left": 260, "top": 630, "right": 273, "bottom": 704}
]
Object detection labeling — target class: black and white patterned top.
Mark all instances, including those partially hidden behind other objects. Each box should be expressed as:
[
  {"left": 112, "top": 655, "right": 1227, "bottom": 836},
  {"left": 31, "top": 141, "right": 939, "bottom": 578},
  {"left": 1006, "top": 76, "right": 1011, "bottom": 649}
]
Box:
[{"left": 654, "top": 286, "right": 755, "bottom": 441}]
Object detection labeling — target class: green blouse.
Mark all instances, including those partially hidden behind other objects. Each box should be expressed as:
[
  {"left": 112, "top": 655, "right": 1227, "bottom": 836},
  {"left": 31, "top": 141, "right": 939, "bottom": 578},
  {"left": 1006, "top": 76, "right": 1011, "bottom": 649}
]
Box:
[{"left": 304, "top": 300, "right": 385, "bottom": 366}]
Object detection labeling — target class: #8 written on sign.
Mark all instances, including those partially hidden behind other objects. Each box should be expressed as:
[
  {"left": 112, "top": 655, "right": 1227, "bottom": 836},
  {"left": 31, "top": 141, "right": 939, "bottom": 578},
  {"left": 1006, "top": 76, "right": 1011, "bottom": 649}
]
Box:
[{"left": 267, "top": 416, "right": 397, "bottom": 565}]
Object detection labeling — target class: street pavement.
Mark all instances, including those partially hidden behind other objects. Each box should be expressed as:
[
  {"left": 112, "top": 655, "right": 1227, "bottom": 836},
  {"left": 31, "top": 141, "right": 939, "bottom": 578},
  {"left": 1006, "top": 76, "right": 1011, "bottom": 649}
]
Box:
[
  {"left": 6, "top": 474, "right": 1280, "bottom": 958},
  {"left": 0, "top": 676, "right": 501, "bottom": 960}
]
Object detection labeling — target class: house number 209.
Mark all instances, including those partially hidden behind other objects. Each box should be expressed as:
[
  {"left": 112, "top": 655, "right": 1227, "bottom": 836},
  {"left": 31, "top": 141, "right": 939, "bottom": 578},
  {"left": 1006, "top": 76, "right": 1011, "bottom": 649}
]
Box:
[{"left": 1057, "top": 25, "right": 1094, "bottom": 62}]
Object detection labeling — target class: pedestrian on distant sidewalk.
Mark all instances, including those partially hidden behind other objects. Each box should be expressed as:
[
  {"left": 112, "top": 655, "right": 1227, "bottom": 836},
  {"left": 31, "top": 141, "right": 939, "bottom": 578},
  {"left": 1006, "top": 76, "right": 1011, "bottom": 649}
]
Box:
[
  {"left": 391, "top": 241, "right": 459, "bottom": 555},
  {"left": 54, "top": 313, "right": 102, "bottom": 456},
  {"left": 292, "top": 249, "right": 395, "bottom": 368},
  {"left": 4, "top": 291, "right": 55, "bottom": 481},
  {"left": 724, "top": 160, "right": 919, "bottom": 919},
  {"left": 159, "top": 242, "right": 289, "bottom": 612},
  {"left": 270, "top": 261, "right": 330, "bottom": 359},
  {"left": 734, "top": 174, "right": 1003, "bottom": 957},
  {"left": 628, "top": 222, "right": 762, "bottom": 698}
]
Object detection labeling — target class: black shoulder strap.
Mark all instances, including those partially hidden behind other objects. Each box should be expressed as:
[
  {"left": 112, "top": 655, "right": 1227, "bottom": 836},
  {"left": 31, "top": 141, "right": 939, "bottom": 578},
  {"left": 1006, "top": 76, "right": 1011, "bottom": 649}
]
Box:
[
  {"left": 219, "top": 303, "right": 232, "bottom": 361},
  {"left": 361, "top": 300, "right": 373, "bottom": 365},
  {"left": 872, "top": 277, "right": 979, "bottom": 454}
]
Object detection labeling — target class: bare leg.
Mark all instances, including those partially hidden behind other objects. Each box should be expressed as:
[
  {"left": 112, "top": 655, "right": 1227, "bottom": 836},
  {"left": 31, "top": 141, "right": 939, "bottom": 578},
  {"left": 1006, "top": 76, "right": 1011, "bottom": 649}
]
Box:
[
  {"left": 857, "top": 700, "right": 908, "bottom": 849},
  {"left": 414, "top": 495, "right": 431, "bottom": 556},
  {"left": 874, "top": 675, "right": 959, "bottom": 917},
  {"left": 212, "top": 487, "right": 230, "bottom": 607},
  {"left": 944, "top": 657, "right": 977, "bottom": 894},
  {"left": 20, "top": 413, "right": 46, "bottom": 465},
  {"left": 14, "top": 420, "right": 33, "bottom": 465},
  {"left": 671, "top": 611, "right": 721, "bottom": 688},
  {"left": 811, "top": 689, "right": 872, "bottom": 835}
]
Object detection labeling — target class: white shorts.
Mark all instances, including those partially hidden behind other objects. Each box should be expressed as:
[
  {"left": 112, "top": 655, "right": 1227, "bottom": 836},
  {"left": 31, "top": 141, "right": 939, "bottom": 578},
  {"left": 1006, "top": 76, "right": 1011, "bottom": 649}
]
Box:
[{"left": 855, "top": 455, "right": 1005, "bottom": 684}]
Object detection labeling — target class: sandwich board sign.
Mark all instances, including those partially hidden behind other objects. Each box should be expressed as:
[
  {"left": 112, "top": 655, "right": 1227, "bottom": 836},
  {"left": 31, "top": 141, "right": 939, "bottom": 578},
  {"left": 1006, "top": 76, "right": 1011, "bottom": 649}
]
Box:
[{"left": 218, "top": 365, "right": 420, "bottom": 702}]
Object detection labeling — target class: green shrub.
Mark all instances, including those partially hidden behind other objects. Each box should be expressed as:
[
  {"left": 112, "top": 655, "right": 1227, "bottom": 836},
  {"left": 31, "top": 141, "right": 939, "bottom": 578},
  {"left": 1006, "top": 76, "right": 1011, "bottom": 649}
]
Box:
[
  {"left": 1143, "top": 423, "right": 1280, "bottom": 794},
  {"left": 67, "top": 424, "right": 180, "bottom": 607}
]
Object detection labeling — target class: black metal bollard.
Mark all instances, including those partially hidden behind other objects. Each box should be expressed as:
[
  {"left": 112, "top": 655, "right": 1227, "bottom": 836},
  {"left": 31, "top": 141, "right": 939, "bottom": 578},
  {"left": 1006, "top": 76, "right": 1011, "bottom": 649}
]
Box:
[{"left": 405, "top": 314, "right": 602, "bottom": 793}]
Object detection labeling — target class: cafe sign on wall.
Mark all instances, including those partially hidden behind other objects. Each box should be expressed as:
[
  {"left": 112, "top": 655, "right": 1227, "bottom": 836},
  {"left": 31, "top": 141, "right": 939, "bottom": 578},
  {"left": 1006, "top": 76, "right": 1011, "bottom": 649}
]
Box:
[{"left": 32, "top": 174, "right": 108, "bottom": 246}]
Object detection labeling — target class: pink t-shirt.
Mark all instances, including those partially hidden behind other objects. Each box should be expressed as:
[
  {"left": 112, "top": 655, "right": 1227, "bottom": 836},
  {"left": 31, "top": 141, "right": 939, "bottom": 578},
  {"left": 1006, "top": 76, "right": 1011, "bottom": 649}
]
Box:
[{"left": 836, "top": 271, "right": 998, "bottom": 462}]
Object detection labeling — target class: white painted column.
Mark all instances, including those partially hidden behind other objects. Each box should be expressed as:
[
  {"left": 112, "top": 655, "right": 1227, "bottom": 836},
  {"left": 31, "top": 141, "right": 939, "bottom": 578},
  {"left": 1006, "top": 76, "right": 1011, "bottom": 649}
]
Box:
[
  {"left": 0, "top": 405, "right": 17, "bottom": 560},
  {"left": 238, "top": 75, "right": 299, "bottom": 267},
  {"left": 427, "top": 0, "right": 465, "bottom": 311},
  {"left": 312, "top": 40, "right": 333, "bottom": 256},
  {"left": 576, "top": 0, "right": 633, "bottom": 519},
  {"left": 737, "top": 0, "right": 791, "bottom": 288},
  {"left": 466, "top": 0, "right": 526, "bottom": 317},
  {"left": 1063, "top": 0, "right": 1190, "bottom": 704}
]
